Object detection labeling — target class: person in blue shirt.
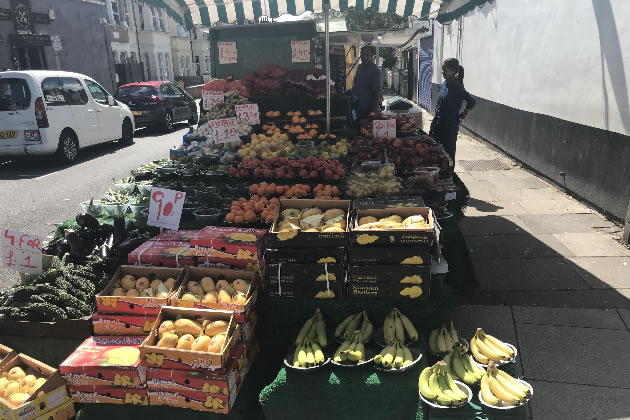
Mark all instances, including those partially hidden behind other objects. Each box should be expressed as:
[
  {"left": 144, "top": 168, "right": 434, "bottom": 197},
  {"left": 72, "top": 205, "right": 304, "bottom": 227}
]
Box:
[
  {"left": 430, "top": 58, "right": 476, "bottom": 163},
  {"left": 352, "top": 46, "right": 382, "bottom": 119}
]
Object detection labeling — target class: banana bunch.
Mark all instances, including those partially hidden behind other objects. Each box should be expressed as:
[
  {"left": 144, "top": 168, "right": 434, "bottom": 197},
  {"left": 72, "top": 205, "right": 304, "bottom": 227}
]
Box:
[
  {"left": 292, "top": 337, "right": 326, "bottom": 368},
  {"left": 428, "top": 321, "right": 459, "bottom": 354},
  {"left": 333, "top": 330, "right": 365, "bottom": 363},
  {"left": 335, "top": 311, "right": 373, "bottom": 342},
  {"left": 383, "top": 308, "right": 419, "bottom": 345},
  {"left": 480, "top": 363, "right": 531, "bottom": 407},
  {"left": 470, "top": 328, "right": 514, "bottom": 364},
  {"left": 374, "top": 340, "right": 414, "bottom": 369},
  {"left": 418, "top": 361, "right": 469, "bottom": 407},
  {"left": 443, "top": 343, "right": 485, "bottom": 385},
  {"left": 295, "top": 308, "right": 327, "bottom": 348}
]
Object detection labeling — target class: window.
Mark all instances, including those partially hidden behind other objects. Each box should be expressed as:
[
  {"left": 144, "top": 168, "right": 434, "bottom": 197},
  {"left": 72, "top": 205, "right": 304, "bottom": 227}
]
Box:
[
  {"left": 130, "top": 52, "right": 137, "bottom": 63},
  {"left": 204, "top": 56, "right": 211, "bottom": 74},
  {"left": 194, "top": 56, "right": 201, "bottom": 76},
  {"left": 0, "top": 78, "right": 32, "bottom": 111},
  {"left": 120, "top": 51, "right": 128, "bottom": 63},
  {"left": 160, "top": 84, "right": 177, "bottom": 96},
  {"left": 164, "top": 53, "right": 171, "bottom": 80},
  {"left": 157, "top": 52, "right": 164, "bottom": 80},
  {"left": 85, "top": 80, "right": 109, "bottom": 104},
  {"left": 173, "top": 85, "right": 187, "bottom": 96},
  {"left": 150, "top": 7, "right": 159, "bottom": 31},
  {"left": 59, "top": 78, "right": 88, "bottom": 105},
  {"left": 117, "top": 85, "right": 157, "bottom": 98},
  {"left": 144, "top": 52, "right": 151, "bottom": 79},
  {"left": 138, "top": 3, "right": 144, "bottom": 30},
  {"left": 179, "top": 56, "right": 185, "bottom": 76},
  {"left": 41, "top": 78, "right": 66, "bottom": 106},
  {"left": 159, "top": 9, "right": 166, "bottom": 31},
  {"left": 113, "top": 51, "right": 119, "bottom": 64},
  {"left": 109, "top": 0, "right": 121, "bottom": 25},
  {"left": 124, "top": 0, "right": 132, "bottom": 28},
  {"left": 185, "top": 56, "right": 191, "bottom": 76}
]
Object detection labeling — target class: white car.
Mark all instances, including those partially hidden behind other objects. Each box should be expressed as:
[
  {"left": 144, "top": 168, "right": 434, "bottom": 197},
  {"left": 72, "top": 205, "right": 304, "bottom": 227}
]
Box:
[{"left": 0, "top": 70, "right": 134, "bottom": 163}]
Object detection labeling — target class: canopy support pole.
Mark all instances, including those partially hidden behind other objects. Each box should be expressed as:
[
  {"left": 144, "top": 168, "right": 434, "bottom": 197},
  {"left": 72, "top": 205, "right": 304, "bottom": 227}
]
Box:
[{"left": 324, "top": 1, "right": 330, "bottom": 135}]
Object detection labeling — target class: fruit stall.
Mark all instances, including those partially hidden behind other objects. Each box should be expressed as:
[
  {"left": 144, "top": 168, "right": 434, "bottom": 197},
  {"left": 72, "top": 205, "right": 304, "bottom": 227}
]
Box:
[{"left": 0, "top": 68, "right": 528, "bottom": 420}]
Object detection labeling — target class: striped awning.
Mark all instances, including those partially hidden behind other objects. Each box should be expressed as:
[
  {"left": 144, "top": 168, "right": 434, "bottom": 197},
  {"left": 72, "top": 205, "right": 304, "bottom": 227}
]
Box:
[{"left": 176, "top": 0, "right": 492, "bottom": 28}]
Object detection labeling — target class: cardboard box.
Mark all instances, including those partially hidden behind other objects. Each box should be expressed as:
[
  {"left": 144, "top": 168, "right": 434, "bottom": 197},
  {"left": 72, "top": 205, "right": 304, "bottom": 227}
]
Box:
[
  {"left": 33, "top": 399, "right": 74, "bottom": 420},
  {"left": 96, "top": 266, "right": 185, "bottom": 315},
  {"left": 169, "top": 267, "right": 259, "bottom": 323},
  {"left": 151, "top": 230, "right": 200, "bottom": 242},
  {"left": 69, "top": 386, "right": 148, "bottom": 405},
  {"left": 348, "top": 281, "right": 429, "bottom": 300},
  {"left": 60, "top": 336, "right": 146, "bottom": 388},
  {"left": 265, "top": 271, "right": 343, "bottom": 299},
  {"left": 266, "top": 263, "right": 345, "bottom": 286},
  {"left": 127, "top": 241, "right": 196, "bottom": 267},
  {"left": 191, "top": 227, "right": 266, "bottom": 270},
  {"left": 349, "top": 264, "right": 430, "bottom": 284},
  {"left": 190, "top": 226, "right": 267, "bottom": 248},
  {"left": 0, "top": 354, "right": 71, "bottom": 420},
  {"left": 92, "top": 313, "right": 157, "bottom": 336},
  {"left": 0, "top": 344, "right": 16, "bottom": 370},
  {"left": 264, "top": 247, "right": 346, "bottom": 264},
  {"left": 268, "top": 199, "right": 351, "bottom": 248},
  {"left": 34, "top": 399, "right": 75, "bottom": 420},
  {"left": 348, "top": 246, "right": 431, "bottom": 266},
  {"left": 140, "top": 307, "right": 237, "bottom": 372},
  {"left": 353, "top": 196, "right": 426, "bottom": 210},
  {"left": 196, "top": 257, "right": 262, "bottom": 271},
  {"left": 350, "top": 207, "right": 435, "bottom": 247}
]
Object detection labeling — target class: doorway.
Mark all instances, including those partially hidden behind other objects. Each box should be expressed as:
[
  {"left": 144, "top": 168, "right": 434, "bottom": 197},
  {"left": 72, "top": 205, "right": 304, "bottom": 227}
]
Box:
[{"left": 15, "top": 47, "right": 48, "bottom": 70}]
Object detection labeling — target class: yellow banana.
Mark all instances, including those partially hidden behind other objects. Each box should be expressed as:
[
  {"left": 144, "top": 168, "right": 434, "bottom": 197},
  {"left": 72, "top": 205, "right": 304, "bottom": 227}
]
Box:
[
  {"left": 335, "top": 313, "right": 356, "bottom": 338},
  {"left": 495, "top": 369, "right": 530, "bottom": 395},
  {"left": 393, "top": 311, "right": 405, "bottom": 343},
  {"left": 470, "top": 336, "right": 490, "bottom": 364},
  {"left": 311, "top": 341, "right": 325, "bottom": 364},
  {"left": 402, "top": 344, "right": 413, "bottom": 366},
  {"left": 444, "top": 369, "right": 468, "bottom": 401},
  {"left": 305, "top": 341, "right": 315, "bottom": 366},
  {"left": 436, "top": 328, "right": 448, "bottom": 353},
  {"left": 298, "top": 343, "right": 308, "bottom": 366},
  {"left": 293, "top": 344, "right": 302, "bottom": 367},
  {"left": 393, "top": 342, "right": 404, "bottom": 367},
  {"left": 449, "top": 321, "right": 459, "bottom": 344},
  {"left": 296, "top": 311, "right": 318, "bottom": 345},
  {"left": 437, "top": 371, "right": 462, "bottom": 404},
  {"left": 345, "top": 313, "right": 363, "bottom": 339},
  {"left": 429, "top": 371, "right": 453, "bottom": 406},
  {"left": 480, "top": 375, "right": 500, "bottom": 406},
  {"left": 419, "top": 367, "right": 437, "bottom": 400},
  {"left": 483, "top": 332, "right": 515, "bottom": 358},
  {"left": 396, "top": 309, "right": 419, "bottom": 341},
  {"left": 428, "top": 329, "right": 440, "bottom": 353},
  {"left": 333, "top": 339, "right": 351, "bottom": 363},
  {"left": 475, "top": 333, "right": 508, "bottom": 361},
  {"left": 360, "top": 311, "right": 374, "bottom": 342},
  {"left": 316, "top": 313, "right": 327, "bottom": 348},
  {"left": 382, "top": 342, "right": 396, "bottom": 367},
  {"left": 487, "top": 372, "right": 523, "bottom": 405}
]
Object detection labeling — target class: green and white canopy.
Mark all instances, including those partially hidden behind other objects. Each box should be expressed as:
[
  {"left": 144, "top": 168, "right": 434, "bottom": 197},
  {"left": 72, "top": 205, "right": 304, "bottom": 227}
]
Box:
[{"left": 170, "top": 0, "right": 492, "bottom": 29}]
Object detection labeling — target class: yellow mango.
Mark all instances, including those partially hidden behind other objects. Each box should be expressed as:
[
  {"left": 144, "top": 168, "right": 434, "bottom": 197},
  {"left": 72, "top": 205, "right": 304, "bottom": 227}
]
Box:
[
  {"left": 191, "top": 336, "right": 212, "bottom": 352},
  {"left": 204, "top": 320, "right": 229, "bottom": 337},
  {"left": 207, "top": 334, "right": 227, "bottom": 353},
  {"left": 176, "top": 334, "right": 195, "bottom": 350},
  {"left": 174, "top": 319, "right": 202, "bottom": 336},
  {"left": 156, "top": 333, "right": 178, "bottom": 348}
]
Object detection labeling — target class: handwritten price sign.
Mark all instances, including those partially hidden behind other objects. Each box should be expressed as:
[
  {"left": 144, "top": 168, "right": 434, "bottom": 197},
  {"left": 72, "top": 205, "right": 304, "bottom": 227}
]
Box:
[
  {"left": 148, "top": 188, "right": 186, "bottom": 230},
  {"left": 373, "top": 119, "right": 396, "bottom": 139},
  {"left": 210, "top": 118, "right": 240, "bottom": 144},
  {"left": 202, "top": 90, "right": 224, "bottom": 110},
  {"left": 235, "top": 104, "right": 260, "bottom": 125},
  {"left": 218, "top": 42, "right": 237, "bottom": 64},
  {"left": 291, "top": 40, "right": 310, "bottom": 63},
  {"left": 1, "top": 229, "right": 43, "bottom": 274}
]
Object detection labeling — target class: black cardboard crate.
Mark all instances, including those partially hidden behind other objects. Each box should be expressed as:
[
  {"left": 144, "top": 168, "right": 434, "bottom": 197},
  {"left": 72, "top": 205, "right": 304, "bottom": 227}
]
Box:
[
  {"left": 353, "top": 196, "right": 426, "bottom": 210},
  {"left": 265, "top": 280, "right": 343, "bottom": 298},
  {"left": 349, "top": 264, "right": 430, "bottom": 285},
  {"left": 267, "top": 263, "right": 345, "bottom": 284},
  {"left": 264, "top": 247, "right": 346, "bottom": 264},
  {"left": 348, "top": 280, "right": 429, "bottom": 300},
  {"left": 268, "top": 199, "right": 351, "bottom": 248},
  {"left": 348, "top": 246, "right": 431, "bottom": 266},
  {"left": 350, "top": 207, "right": 435, "bottom": 247}
]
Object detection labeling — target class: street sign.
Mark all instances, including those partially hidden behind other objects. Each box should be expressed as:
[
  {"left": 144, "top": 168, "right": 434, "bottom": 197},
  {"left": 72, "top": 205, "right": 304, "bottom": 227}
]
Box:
[
  {"left": 218, "top": 42, "right": 237, "bottom": 64},
  {"left": 148, "top": 188, "right": 186, "bottom": 230},
  {"left": 235, "top": 103, "right": 260, "bottom": 125},
  {"left": 373, "top": 119, "right": 396, "bottom": 139},
  {"left": 210, "top": 118, "right": 239, "bottom": 144},
  {"left": 291, "top": 40, "right": 310, "bottom": 63},
  {"left": 202, "top": 90, "right": 223, "bottom": 110},
  {"left": 1, "top": 229, "right": 43, "bottom": 274},
  {"left": 50, "top": 35, "right": 61, "bottom": 52}
]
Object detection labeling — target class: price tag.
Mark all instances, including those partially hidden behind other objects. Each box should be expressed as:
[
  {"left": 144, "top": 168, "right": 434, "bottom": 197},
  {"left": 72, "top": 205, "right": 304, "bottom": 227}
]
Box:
[
  {"left": 373, "top": 119, "right": 396, "bottom": 139},
  {"left": 148, "top": 188, "right": 186, "bottom": 230},
  {"left": 1, "top": 229, "right": 43, "bottom": 274},
  {"left": 291, "top": 40, "right": 311, "bottom": 63},
  {"left": 218, "top": 42, "right": 237, "bottom": 64},
  {"left": 210, "top": 118, "right": 240, "bottom": 144},
  {"left": 235, "top": 104, "right": 260, "bottom": 125},
  {"left": 202, "top": 90, "right": 224, "bottom": 110},
  {"left": 445, "top": 192, "right": 457, "bottom": 201}
]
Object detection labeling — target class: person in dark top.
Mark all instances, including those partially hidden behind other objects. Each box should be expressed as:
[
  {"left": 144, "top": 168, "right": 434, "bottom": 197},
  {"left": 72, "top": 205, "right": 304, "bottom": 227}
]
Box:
[
  {"left": 352, "top": 46, "right": 382, "bottom": 119},
  {"left": 430, "top": 58, "right": 476, "bottom": 163}
]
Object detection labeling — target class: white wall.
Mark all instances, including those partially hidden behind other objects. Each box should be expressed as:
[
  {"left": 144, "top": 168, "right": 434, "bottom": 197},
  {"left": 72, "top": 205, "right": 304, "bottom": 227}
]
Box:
[{"left": 433, "top": 0, "right": 630, "bottom": 136}]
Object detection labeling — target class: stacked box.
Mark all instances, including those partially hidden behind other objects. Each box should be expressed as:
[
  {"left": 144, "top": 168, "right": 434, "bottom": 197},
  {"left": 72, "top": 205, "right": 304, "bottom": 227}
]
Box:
[
  {"left": 93, "top": 266, "right": 185, "bottom": 336},
  {"left": 190, "top": 226, "right": 267, "bottom": 272},
  {"left": 0, "top": 344, "right": 16, "bottom": 370},
  {"left": 60, "top": 336, "right": 148, "bottom": 405},
  {"left": 265, "top": 199, "right": 351, "bottom": 299},
  {"left": 348, "top": 206, "right": 435, "bottom": 300}
]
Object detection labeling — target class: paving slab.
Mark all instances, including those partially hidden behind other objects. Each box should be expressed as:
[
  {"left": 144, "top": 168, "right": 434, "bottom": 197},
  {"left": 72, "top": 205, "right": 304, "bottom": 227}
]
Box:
[
  {"left": 567, "top": 257, "right": 630, "bottom": 289},
  {"left": 466, "top": 234, "right": 574, "bottom": 260},
  {"left": 450, "top": 305, "right": 517, "bottom": 344},
  {"left": 459, "top": 290, "right": 630, "bottom": 310},
  {"left": 518, "top": 214, "right": 615, "bottom": 234},
  {"left": 516, "top": 323, "right": 630, "bottom": 387},
  {"left": 553, "top": 233, "right": 630, "bottom": 257},
  {"left": 469, "top": 170, "right": 509, "bottom": 181},
  {"left": 487, "top": 176, "right": 550, "bottom": 190},
  {"left": 454, "top": 171, "right": 475, "bottom": 183},
  {"left": 464, "top": 200, "right": 530, "bottom": 217},
  {"left": 519, "top": 187, "right": 572, "bottom": 201},
  {"left": 618, "top": 310, "right": 630, "bottom": 330},
  {"left": 513, "top": 306, "right": 627, "bottom": 329},
  {"left": 460, "top": 215, "right": 530, "bottom": 236},
  {"left": 468, "top": 188, "right": 500, "bottom": 202},
  {"left": 473, "top": 259, "right": 591, "bottom": 292},
  {"left": 517, "top": 198, "right": 592, "bottom": 215},
  {"left": 528, "top": 380, "right": 630, "bottom": 420}
]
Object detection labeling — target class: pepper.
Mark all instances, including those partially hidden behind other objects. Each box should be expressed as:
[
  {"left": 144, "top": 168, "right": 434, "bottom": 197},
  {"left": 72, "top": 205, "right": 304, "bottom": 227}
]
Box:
[
  {"left": 76, "top": 213, "right": 100, "bottom": 229},
  {"left": 65, "top": 232, "right": 88, "bottom": 261}
]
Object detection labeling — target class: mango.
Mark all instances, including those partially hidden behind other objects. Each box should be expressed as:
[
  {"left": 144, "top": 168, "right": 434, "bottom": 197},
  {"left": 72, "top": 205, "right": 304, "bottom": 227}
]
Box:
[
  {"left": 158, "top": 320, "right": 176, "bottom": 338},
  {"left": 3, "top": 381, "right": 19, "bottom": 398},
  {"left": 232, "top": 279, "right": 249, "bottom": 294},
  {"left": 191, "top": 335, "right": 212, "bottom": 352},
  {"left": 181, "top": 293, "right": 199, "bottom": 302},
  {"left": 120, "top": 275, "right": 136, "bottom": 290},
  {"left": 232, "top": 293, "right": 247, "bottom": 305},
  {"left": 29, "top": 378, "right": 47, "bottom": 395},
  {"left": 156, "top": 333, "right": 178, "bottom": 348},
  {"left": 155, "top": 291, "right": 169, "bottom": 298},
  {"left": 176, "top": 334, "right": 195, "bottom": 350},
  {"left": 202, "top": 291, "right": 217, "bottom": 304},
  {"left": 8, "top": 392, "right": 29, "bottom": 407},
  {"left": 135, "top": 277, "right": 150, "bottom": 291},
  {"left": 200, "top": 277, "right": 216, "bottom": 293},
  {"left": 164, "top": 277, "right": 176, "bottom": 290},
  {"left": 215, "top": 280, "right": 231, "bottom": 291},
  {"left": 174, "top": 319, "right": 202, "bottom": 336},
  {"left": 126, "top": 289, "right": 140, "bottom": 297},
  {"left": 150, "top": 279, "right": 164, "bottom": 291},
  {"left": 204, "top": 320, "right": 229, "bottom": 337},
  {"left": 0, "top": 377, "right": 9, "bottom": 393},
  {"left": 207, "top": 334, "right": 226, "bottom": 353},
  {"left": 218, "top": 289, "right": 232, "bottom": 304},
  {"left": 112, "top": 288, "right": 125, "bottom": 296},
  {"left": 19, "top": 375, "right": 36, "bottom": 389},
  {"left": 7, "top": 367, "right": 25, "bottom": 381}
]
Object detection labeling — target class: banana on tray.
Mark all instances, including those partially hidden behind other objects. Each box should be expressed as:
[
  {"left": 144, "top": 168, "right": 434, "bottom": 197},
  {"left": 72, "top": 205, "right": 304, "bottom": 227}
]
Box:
[
  {"left": 428, "top": 321, "right": 460, "bottom": 354},
  {"left": 419, "top": 361, "right": 470, "bottom": 407},
  {"left": 470, "top": 328, "right": 515, "bottom": 364},
  {"left": 383, "top": 308, "right": 419, "bottom": 345}
]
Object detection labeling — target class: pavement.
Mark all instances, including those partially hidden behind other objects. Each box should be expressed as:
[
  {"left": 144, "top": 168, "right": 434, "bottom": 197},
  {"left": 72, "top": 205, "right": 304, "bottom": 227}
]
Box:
[
  {"left": 433, "top": 114, "right": 630, "bottom": 419},
  {"left": 0, "top": 123, "right": 190, "bottom": 291}
]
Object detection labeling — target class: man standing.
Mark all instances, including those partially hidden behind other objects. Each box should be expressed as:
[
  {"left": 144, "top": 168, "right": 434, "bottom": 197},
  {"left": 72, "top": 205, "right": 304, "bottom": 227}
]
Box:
[{"left": 352, "top": 46, "right": 382, "bottom": 119}]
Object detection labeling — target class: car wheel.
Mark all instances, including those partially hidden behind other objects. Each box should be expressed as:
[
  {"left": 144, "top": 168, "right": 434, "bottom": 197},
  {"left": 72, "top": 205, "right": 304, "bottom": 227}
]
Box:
[
  {"left": 188, "top": 108, "right": 198, "bottom": 126},
  {"left": 163, "top": 110, "right": 174, "bottom": 132},
  {"left": 56, "top": 132, "right": 79, "bottom": 163},
  {"left": 120, "top": 119, "right": 134, "bottom": 145}
]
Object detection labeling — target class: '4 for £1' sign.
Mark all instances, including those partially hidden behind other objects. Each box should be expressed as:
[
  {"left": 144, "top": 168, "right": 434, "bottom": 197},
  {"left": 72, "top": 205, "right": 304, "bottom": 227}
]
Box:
[{"left": 1, "top": 229, "right": 43, "bottom": 274}]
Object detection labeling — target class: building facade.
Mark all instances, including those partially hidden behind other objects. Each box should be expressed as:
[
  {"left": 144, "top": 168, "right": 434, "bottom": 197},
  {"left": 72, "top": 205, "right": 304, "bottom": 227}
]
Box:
[{"left": 0, "top": 0, "right": 116, "bottom": 92}]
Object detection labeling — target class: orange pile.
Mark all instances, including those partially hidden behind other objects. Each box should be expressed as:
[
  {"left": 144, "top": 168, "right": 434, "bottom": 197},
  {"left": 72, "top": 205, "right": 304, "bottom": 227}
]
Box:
[
  {"left": 225, "top": 196, "right": 279, "bottom": 224},
  {"left": 313, "top": 184, "right": 340, "bottom": 200}
]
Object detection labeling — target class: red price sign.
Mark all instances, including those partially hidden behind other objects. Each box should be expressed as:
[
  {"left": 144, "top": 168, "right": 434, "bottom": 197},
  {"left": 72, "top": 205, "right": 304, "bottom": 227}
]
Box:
[
  {"left": 148, "top": 188, "right": 186, "bottom": 230},
  {"left": 235, "top": 104, "right": 260, "bottom": 125},
  {"left": 1, "top": 229, "right": 43, "bottom": 274},
  {"left": 218, "top": 42, "right": 237, "bottom": 64},
  {"left": 291, "top": 40, "right": 311, "bottom": 63},
  {"left": 373, "top": 119, "right": 396, "bottom": 139},
  {"left": 210, "top": 118, "right": 240, "bottom": 144},
  {"left": 202, "top": 90, "right": 224, "bottom": 110}
]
